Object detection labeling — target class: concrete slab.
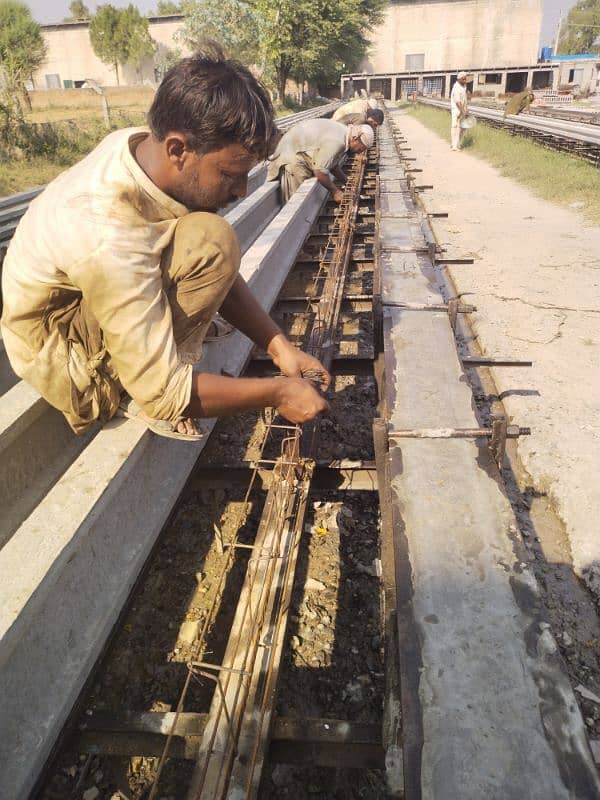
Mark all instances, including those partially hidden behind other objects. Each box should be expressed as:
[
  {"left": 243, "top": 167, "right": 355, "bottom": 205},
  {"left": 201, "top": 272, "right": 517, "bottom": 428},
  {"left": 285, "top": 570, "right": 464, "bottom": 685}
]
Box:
[
  {"left": 0, "top": 179, "right": 327, "bottom": 800},
  {"left": 380, "top": 252, "right": 440, "bottom": 306},
  {"left": 0, "top": 382, "right": 95, "bottom": 548},
  {"left": 378, "top": 119, "right": 600, "bottom": 798},
  {"left": 379, "top": 218, "right": 423, "bottom": 252},
  {"left": 0, "top": 334, "right": 18, "bottom": 397}
]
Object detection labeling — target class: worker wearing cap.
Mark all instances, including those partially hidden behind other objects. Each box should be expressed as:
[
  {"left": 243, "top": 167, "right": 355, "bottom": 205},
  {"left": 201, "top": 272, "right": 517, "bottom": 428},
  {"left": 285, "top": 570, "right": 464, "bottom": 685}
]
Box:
[
  {"left": 450, "top": 71, "right": 469, "bottom": 151},
  {"left": 332, "top": 96, "right": 384, "bottom": 129},
  {"left": 267, "top": 119, "right": 374, "bottom": 203}
]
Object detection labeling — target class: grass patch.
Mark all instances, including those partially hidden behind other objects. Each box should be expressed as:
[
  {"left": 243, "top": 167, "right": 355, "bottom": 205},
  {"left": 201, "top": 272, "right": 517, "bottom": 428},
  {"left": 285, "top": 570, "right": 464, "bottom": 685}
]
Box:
[
  {"left": 0, "top": 98, "right": 322, "bottom": 196},
  {"left": 0, "top": 112, "right": 146, "bottom": 197},
  {"left": 406, "top": 102, "right": 600, "bottom": 224}
]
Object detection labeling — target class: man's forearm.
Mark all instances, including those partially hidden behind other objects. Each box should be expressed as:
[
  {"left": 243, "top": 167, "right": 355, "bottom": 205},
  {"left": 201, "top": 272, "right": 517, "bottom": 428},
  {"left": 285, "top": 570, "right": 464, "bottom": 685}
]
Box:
[
  {"left": 314, "top": 170, "right": 339, "bottom": 195},
  {"left": 188, "top": 373, "right": 280, "bottom": 417},
  {"left": 187, "top": 371, "right": 330, "bottom": 424},
  {"left": 218, "top": 274, "right": 282, "bottom": 351},
  {"left": 331, "top": 165, "right": 347, "bottom": 183}
]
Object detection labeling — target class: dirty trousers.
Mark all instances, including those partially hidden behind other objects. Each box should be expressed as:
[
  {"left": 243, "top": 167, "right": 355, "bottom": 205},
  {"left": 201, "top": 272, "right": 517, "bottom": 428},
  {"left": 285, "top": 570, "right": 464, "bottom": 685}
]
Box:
[
  {"left": 275, "top": 157, "right": 314, "bottom": 203},
  {"left": 43, "top": 212, "right": 239, "bottom": 434}
]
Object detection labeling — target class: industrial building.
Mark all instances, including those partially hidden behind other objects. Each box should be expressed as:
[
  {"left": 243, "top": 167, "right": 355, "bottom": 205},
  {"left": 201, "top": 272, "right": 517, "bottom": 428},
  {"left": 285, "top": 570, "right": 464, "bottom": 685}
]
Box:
[
  {"left": 342, "top": 57, "right": 600, "bottom": 101},
  {"left": 341, "top": 0, "right": 599, "bottom": 101},
  {"left": 31, "top": 2, "right": 600, "bottom": 100}
]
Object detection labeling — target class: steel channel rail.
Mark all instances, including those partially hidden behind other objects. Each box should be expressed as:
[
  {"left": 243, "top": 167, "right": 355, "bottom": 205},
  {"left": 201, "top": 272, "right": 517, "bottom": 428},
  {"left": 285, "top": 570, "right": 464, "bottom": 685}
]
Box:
[{"left": 416, "top": 96, "right": 600, "bottom": 165}]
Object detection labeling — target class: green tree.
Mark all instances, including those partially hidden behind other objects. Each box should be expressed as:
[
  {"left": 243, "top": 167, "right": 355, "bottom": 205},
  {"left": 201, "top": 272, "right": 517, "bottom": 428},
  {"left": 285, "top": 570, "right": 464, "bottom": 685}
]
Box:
[
  {"left": 0, "top": 1, "right": 47, "bottom": 121},
  {"left": 155, "top": 45, "right": 181, "bottom": 81},
  {"left": 177, "top": 0, "right": 261, "bottom": 66},
  {"left": 90, "top": 4, "right": 156, "bottom": 85},
  {"left": 557, "top": 0, "right": 600, "bottom": 55},
  {"left": 155, "top": 1, "right": 182, "bottom": 13},
  {"left": 66, "top": 0, "right": 91, "bottom": 19},
  {"left": 254, "top": 0, "right": 385, "bottom": 103}
]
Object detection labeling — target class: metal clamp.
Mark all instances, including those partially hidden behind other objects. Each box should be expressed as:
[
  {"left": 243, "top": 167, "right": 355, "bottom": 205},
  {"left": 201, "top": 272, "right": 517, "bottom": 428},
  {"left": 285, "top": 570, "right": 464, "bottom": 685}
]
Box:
[{"left": 388, "top": 415, "right": 531, "bottom": 469}]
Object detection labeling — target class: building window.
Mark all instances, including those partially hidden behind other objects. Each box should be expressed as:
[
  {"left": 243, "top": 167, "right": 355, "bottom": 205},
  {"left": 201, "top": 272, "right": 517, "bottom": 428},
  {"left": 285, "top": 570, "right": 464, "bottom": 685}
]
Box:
[
  {"left": 532, "top": 70, "right": 552, "bottom": 90},
  {"left": 484, "top": 73, "right": 502, "bottom": 84},
  {"left": 568, "top": 68, "right": 584, "bottom": 84},
  {"left": 405, "top": 53, "right": 424, "bottom": 71},
  {"left": 423, "top": 76, "right": 444, "bottom": 96},
  {"left": 45, "top": 73, "right": 61, "bottom": 89}
]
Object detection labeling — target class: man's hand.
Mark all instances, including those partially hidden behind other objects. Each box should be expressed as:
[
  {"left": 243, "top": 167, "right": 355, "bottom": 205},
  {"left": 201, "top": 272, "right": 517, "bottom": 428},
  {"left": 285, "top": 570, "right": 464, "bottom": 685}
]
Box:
[
  {"left": 315, "top": 170, "right": 345, "bottom": 205},
  {"left": 267, "top": 333, "right": 331, "bottom": 391},
  {"left": 274, "top": 377, "right": 329, "bottom": 423}
]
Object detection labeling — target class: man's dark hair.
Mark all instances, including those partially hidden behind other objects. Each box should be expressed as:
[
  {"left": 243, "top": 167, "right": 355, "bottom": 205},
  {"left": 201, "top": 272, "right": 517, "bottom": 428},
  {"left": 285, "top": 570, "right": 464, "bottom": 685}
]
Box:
[
  {"left": 148, "top": 51, "right": 278, "bottom": 160},
  {"left": 367, "top": 108, "right": 384, "bottom": 125}
]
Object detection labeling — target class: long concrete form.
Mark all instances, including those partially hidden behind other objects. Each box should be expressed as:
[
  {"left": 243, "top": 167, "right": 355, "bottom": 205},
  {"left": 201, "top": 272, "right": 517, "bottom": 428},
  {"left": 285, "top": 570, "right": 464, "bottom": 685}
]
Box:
[
  {"left": 418, "top": 96, "right": 600, "bottom": 147},
  {"left": 377, "top": 113, "right": 600, "bottom": 798},
  {"left": 0, "top": 180, "right": 280, "bottom": 549},
  {"left": 0, "top": 179, "right": 327, "bottom": 800}
]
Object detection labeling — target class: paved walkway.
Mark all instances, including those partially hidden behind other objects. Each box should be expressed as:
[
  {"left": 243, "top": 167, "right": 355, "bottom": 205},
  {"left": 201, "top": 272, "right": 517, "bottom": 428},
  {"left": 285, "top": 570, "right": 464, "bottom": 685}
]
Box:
[{"left": 397, "top": 111, "right": 600, "bottom": 594}]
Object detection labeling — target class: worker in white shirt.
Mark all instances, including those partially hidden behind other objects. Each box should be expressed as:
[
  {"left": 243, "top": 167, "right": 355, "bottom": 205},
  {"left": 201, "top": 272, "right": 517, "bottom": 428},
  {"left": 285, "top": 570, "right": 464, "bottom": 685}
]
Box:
[
  {"left": 267, "top": 119, "right": 374, "bottom": 203},
  {"left": 450, "top": 71, "right": 469, "bottom": 151}
]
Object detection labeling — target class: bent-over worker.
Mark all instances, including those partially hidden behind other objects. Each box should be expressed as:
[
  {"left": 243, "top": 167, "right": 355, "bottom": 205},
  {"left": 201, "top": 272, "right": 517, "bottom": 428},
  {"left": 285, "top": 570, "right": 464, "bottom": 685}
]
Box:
[
  {"left": 504, "top": 89, "right": 535, "bottom": 117},
  {"left": 450, "top": 71, "right": 469, "bottom": 151},
  {"left": 267, "top": 119, "right": 374, "bottom": 204},
  {"left": 332, "top": 96, "right": 384, "bottom": 128},
  {"left": 0, "top": 54, "right": 331, "bottom": 441}
]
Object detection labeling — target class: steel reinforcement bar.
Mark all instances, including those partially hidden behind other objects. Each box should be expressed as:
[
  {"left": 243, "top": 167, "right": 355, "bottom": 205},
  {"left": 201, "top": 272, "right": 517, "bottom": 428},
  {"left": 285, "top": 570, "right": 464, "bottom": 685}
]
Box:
[{"left": 173, "top": 150, "right": 368, "bottom": 800}]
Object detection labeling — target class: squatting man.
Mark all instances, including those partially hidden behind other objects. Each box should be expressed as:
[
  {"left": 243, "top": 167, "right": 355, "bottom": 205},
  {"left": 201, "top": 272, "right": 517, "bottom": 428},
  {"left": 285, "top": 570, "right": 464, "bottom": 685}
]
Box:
[{"left": 0, "top": 55, "right": 333, "bottom": 441}]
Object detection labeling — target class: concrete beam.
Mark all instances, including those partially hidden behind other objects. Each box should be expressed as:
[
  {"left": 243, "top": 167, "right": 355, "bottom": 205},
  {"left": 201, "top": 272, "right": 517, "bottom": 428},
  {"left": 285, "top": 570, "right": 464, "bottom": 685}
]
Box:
[
  {"left": 0, "top": 179, "right": 327, "bottom": 800},
  {"left": 378, "top": 117, "right": 600, "bottom": 799},
  {"left": 0, "top": 335, "right": 18, "bottom": 397}
]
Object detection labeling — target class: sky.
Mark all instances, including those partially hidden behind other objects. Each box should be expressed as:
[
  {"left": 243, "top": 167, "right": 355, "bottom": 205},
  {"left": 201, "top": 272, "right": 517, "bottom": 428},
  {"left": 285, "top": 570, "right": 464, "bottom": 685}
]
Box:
[{"left": 27, "top": 0, "right": 579, "bottom": 48}]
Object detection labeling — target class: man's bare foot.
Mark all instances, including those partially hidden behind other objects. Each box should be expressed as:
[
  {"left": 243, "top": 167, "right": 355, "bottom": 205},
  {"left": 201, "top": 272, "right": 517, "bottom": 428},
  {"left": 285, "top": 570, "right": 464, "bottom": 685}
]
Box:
[{"left": 175, "top": 417, "right": 201, "bottom": 435}]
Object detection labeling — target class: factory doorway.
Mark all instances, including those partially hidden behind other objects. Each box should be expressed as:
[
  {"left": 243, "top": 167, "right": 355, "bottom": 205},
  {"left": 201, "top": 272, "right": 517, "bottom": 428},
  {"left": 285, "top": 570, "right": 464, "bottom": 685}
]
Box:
[
  {"left": 369, "top": 78, "right": 392, "bottom": 99},
  {"left": 532, "top": 70, "right": 553, "bottom": 90},
  {"left": 506, "top": 71, "right": 528, "bottom": 93}
]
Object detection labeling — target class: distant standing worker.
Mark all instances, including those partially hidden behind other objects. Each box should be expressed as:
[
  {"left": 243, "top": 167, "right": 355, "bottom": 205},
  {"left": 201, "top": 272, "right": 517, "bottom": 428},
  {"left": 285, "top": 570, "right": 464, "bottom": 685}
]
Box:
[
  {"left": 267, "top": 119, "right": 374, "bottom": 203},
  {"left": 450, "top": 71, "right": 469, "bottom": 151},
  {"left": 332, "top": 96, "right": 384, "bottom": 129}
]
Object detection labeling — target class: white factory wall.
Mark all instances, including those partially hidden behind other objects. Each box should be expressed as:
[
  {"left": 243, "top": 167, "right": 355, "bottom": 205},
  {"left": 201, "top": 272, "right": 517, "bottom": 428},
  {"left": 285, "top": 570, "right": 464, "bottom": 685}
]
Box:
[{"left": 364, "top": 0, "right": 544, "bottom": 73}]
